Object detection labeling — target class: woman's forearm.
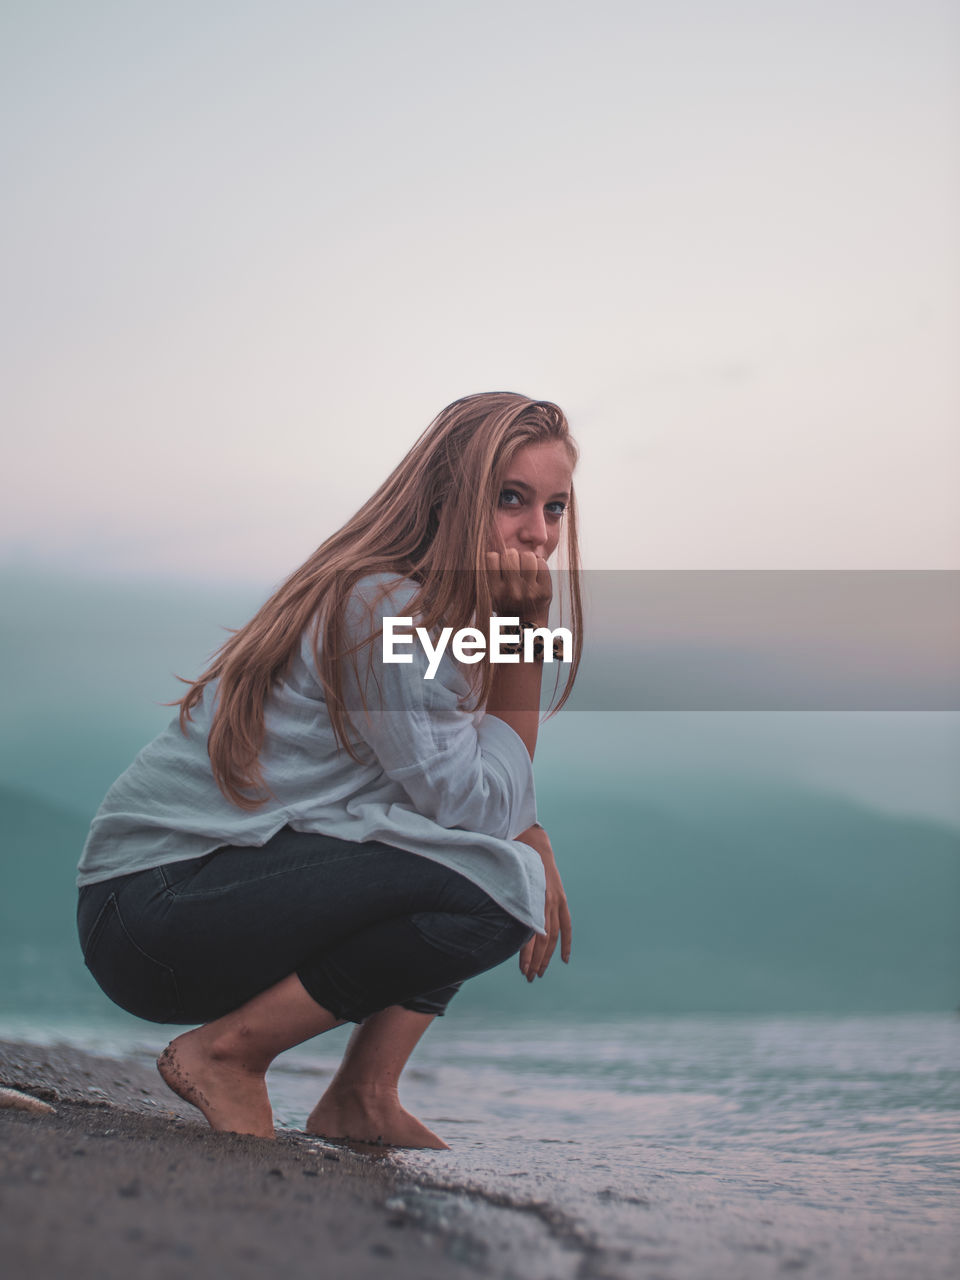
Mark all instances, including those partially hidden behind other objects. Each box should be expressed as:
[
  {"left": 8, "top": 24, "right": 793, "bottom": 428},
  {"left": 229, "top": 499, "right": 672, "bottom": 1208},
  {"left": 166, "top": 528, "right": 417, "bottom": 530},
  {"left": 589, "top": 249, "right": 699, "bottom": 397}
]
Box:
[
  {"left": 485, "top": 625, "right": 546, "bottom": 760},
  {"left": 485, "top": 676, "right": 543, "bottom": 760},
  {"left": 482, "top": 552, "right": 553, "bottom": 761},
  {"left": 514, "top": 821, "right": 550, "bottom": 854},
  {"left": 513, "top": 821, "right": 572, "bottom": 976}
]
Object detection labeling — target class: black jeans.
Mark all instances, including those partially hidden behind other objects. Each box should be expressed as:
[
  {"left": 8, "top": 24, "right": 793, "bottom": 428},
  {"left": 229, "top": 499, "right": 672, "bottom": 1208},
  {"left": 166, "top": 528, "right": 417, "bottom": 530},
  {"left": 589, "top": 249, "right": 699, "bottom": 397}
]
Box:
[{"left": 77, "top": 827, "right": 532, "bottom": 1025}]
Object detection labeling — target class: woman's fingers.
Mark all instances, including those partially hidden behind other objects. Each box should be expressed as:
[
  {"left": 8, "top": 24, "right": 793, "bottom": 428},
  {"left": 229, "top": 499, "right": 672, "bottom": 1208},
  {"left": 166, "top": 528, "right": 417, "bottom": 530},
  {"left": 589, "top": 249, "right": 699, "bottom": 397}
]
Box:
[
  {"left": 521, "top": 553, "right": 552, "bottom": 616},
  {"left": 499, "top": 548, "right": 523, "bottom": 610},
  {"left": 484, "top": 551, "right": 504, "bottom": 599},
  {"left": 521, "top": 904, "right": 569, "bottom": 981},
  {"left": 520, "top": 550, "right": 540, "bottom": 590},
  {"left": 559, "top": 897, "right": 573, "bottom": 964},
  {"left": 525, "top": 896, "right": 572, "bottom": 980},
  {"left": 485, "top": 550, "right": 552, "bottom": 618},
  {"left": 524, "top": 925, "right": 550, "bottom": 982},
  {"left": 536, "top": 924, "right": 559, "bottom": 978}
]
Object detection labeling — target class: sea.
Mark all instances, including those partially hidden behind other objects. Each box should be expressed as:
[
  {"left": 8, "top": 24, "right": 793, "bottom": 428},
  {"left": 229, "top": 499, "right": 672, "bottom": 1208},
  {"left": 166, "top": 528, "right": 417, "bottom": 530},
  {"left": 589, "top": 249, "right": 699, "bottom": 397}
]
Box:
[{"left": 3, "top": 1009, "right": 957, "bottom": 1280}]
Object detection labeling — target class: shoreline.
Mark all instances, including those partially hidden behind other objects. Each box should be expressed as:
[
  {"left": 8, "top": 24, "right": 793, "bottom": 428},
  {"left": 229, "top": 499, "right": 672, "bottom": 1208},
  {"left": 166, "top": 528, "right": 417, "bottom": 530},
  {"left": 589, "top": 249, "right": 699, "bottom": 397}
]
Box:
[
  {"left": 0, "top": 1036, "right": 585, "bottom": 1280},
  {"left": 4, "top": 1021, "right": 958, "bottom": 1280}
]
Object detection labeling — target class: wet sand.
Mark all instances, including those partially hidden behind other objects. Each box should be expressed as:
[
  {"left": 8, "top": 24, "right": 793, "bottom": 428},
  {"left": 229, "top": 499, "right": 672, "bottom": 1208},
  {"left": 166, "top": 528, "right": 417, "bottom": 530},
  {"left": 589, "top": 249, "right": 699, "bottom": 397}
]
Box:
[{"left": 0, "top": 1038, "right": 493, "bottom": 1280}]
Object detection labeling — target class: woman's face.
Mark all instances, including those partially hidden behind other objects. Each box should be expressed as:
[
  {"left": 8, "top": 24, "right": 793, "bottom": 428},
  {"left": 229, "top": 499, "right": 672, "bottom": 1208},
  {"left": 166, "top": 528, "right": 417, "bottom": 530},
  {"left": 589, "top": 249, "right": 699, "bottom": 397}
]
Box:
[{"left": 493, "top": 440, "right": 574, "bottom": 561}]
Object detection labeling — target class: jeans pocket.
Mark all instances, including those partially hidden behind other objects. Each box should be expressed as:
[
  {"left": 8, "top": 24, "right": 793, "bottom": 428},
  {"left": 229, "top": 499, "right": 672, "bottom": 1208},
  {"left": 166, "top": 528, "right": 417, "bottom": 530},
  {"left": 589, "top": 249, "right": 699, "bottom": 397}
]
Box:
[
  {"left": 82, "top": 893, "right": 181, "bottom": 1024},
  {"left": 155, "top": 852, "right": 218, "bottom": 896}
]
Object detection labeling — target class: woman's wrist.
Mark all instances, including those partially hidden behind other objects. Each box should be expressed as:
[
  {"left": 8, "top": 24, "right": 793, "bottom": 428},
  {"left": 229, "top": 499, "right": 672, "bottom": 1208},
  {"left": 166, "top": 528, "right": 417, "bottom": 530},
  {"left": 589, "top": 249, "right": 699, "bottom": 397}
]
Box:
[
  {"left": 492, "top": 616, "right": 563, "bottom": 663},
  {"left": 515, "top": 823, "right": 553, "bottom": 860}
]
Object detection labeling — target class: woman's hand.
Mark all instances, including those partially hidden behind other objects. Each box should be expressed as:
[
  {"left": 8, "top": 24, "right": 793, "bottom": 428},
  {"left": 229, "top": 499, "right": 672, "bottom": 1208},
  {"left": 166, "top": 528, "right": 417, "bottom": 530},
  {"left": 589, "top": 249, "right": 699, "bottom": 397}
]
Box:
[
  {"left": 485, "top": 550, "right": 553, "bottom": 625},
  {"left": 515, "top": 823, "right": 572, "bottom": 981}
]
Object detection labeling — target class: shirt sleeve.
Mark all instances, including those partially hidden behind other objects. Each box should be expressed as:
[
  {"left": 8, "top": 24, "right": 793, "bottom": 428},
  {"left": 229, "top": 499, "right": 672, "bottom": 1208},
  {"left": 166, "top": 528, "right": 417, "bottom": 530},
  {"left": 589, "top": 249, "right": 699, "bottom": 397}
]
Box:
[{"left": 339, "top": 576, "right": 538, "bottom": 840}]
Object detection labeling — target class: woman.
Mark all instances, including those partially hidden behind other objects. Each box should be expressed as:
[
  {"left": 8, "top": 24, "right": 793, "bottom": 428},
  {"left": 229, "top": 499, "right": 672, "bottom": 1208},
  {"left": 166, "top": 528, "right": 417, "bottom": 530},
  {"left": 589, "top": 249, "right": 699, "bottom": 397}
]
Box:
[{"left": 77, "top": 391, "right": 581, "bottom": 1146}]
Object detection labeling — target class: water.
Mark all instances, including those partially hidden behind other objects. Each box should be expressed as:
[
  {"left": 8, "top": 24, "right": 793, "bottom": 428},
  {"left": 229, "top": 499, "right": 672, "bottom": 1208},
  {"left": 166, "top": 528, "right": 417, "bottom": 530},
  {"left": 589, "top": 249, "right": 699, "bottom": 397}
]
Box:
[
  {"left": 318, "top": 1014, "right": 960, "bottom": 1278},
  {"left": 8, "top": 1011, "right": 957, "bottom": 1278}
]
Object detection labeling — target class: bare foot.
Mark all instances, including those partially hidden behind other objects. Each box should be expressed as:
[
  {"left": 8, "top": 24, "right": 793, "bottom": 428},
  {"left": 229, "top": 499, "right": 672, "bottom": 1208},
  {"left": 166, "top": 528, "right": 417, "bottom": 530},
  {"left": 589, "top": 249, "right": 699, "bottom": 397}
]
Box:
[
  {"left": 157, "top": 1031, "right": 275, "bottom": 1139},
  {"left": 305, "top": 1085, "right": 449, "bottom": 1149}
]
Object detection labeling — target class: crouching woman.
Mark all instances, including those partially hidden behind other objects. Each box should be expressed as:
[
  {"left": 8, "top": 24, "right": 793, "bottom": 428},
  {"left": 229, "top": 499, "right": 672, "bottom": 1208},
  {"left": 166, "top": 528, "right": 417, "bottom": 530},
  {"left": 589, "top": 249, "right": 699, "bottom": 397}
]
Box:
[{"left": 77, "top": 392, "right": 581, "bottom": 1144}]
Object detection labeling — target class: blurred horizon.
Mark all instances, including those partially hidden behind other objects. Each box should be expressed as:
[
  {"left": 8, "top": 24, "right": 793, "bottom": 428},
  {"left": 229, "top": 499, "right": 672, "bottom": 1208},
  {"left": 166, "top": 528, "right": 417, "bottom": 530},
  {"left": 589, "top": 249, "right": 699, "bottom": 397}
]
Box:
[{"left": 3, "top": 564, "right": 959, "bottom": 829}]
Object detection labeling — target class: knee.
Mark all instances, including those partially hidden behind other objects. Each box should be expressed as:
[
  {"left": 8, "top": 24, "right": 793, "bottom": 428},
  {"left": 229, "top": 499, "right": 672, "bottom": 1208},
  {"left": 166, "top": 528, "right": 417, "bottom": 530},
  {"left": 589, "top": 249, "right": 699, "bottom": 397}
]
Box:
[{"left": 409, "top": 908, "right": 530, "bottom": 967}]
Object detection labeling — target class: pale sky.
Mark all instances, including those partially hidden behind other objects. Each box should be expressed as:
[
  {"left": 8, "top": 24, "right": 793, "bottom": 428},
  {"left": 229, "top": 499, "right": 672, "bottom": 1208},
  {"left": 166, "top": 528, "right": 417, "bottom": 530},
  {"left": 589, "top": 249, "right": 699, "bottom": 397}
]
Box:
[{"left": 2, "top": 0, "right": 958, "bottom": 583}]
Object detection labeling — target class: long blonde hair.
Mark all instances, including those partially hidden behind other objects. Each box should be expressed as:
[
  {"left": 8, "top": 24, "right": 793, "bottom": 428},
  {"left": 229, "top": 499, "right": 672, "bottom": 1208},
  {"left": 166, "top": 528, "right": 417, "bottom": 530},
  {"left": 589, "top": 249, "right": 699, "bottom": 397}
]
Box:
[{"left": 178, "top": 391, "right": 583, "bottom": 808}]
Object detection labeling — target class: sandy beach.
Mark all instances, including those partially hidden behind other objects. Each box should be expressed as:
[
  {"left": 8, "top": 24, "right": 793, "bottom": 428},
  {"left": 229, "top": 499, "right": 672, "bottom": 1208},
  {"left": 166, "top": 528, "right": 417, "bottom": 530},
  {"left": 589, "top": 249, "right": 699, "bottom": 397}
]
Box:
[
  {"left": 0, "top": 1038, "right": 535, "bottom": 1280},
  {"left": 4, "top": 1020, "right": 958, "bottom": 1280}
]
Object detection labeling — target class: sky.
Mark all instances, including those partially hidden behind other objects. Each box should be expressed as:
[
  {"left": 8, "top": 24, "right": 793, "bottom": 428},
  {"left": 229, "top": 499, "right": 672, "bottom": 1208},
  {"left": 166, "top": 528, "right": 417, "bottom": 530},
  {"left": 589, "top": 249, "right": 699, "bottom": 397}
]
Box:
[{"left": 2, "top": 0, "right": 958, "bottom": 583}]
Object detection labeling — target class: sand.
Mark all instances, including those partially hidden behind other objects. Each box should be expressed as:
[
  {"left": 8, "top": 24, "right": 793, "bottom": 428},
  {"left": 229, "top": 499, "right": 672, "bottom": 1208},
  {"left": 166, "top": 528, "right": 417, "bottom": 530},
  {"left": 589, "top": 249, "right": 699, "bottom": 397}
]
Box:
[{"left": 0, "top": 1038, "right": 500, "bottom": 1280}]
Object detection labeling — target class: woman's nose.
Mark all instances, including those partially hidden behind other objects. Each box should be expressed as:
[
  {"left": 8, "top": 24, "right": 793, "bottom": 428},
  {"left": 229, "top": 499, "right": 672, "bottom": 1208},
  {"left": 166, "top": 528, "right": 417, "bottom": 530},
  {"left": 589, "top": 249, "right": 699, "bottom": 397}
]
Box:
[{"left": 517, "top": 508, "right": 548, "bottom": 549}]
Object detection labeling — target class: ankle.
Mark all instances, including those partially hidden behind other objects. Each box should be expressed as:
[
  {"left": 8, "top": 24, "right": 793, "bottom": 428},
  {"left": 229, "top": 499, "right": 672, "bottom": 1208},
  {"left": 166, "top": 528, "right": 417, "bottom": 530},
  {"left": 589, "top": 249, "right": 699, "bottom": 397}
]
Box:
[
  {"left": 202, "top": 1026, "right": 272, "bottom": 1075},
  {"left": 329, "top": 1079, "right": 401, "bottom": 1101}
]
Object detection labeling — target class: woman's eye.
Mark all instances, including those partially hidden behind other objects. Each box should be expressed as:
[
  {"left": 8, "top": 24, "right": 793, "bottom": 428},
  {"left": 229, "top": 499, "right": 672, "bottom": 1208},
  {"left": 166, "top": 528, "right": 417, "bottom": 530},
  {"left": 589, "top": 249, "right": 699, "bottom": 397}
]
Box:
[{"left": 498, "top": 490, "right": 566, "bottom": 517}]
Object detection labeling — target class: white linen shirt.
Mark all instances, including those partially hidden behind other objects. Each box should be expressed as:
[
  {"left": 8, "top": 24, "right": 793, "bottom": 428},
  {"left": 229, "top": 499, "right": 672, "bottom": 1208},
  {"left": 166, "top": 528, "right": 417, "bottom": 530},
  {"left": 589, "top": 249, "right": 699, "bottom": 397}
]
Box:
[{"left": 77, "top": 575, "right": 546, "bottom": 933}]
